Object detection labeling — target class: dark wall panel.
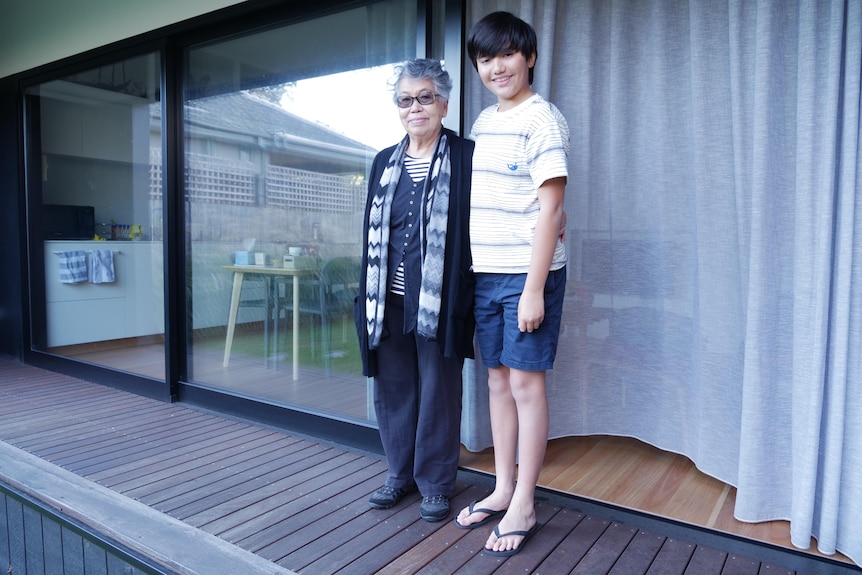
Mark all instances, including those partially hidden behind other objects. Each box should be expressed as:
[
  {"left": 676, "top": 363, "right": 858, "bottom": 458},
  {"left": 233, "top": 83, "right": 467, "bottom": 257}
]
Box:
[
  {"left": 0, "top": 77, "right": 24, "bottom": 360},
  {"left": 0, "top": 486, "right": 160, "bottom": 575}
]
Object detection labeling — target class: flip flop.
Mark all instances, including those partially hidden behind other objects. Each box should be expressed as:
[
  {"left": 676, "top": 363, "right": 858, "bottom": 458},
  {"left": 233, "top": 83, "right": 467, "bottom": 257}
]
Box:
[
  {"left": 483, "top": 523, "right": 539, "bottom": 557},
  {"left": 453, "top": 500, "right": 505, "bottom": 530}
]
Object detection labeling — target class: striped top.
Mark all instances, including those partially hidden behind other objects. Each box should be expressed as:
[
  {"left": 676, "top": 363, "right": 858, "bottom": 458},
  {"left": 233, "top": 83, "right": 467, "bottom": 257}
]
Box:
[
  {"left": 469, "top": 94, "right": 569, "bottom": 274},
  {"left": 390, "top": 155, "right": 431, "bottom": 295}
]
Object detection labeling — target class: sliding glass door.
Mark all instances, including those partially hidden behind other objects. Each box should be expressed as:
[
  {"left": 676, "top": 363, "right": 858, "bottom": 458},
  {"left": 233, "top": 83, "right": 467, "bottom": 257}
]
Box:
[
  {"left": 184, "top": 0, "right": 415, "bottom": 423},
  {"left": 26, "top": 52, "right": 166, "bottom": 382}
]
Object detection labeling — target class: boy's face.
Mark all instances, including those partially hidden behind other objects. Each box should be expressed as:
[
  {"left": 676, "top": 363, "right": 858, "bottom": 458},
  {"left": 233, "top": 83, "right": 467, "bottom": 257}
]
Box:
[{"left": 475, "top": 49, "right": 536, "bottom": 111}]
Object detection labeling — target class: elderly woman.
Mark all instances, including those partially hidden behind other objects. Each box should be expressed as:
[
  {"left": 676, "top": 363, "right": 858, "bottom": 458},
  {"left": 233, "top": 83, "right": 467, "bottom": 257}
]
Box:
[{"left": 356, "top": 59, "right": 475, "bottom": 522}]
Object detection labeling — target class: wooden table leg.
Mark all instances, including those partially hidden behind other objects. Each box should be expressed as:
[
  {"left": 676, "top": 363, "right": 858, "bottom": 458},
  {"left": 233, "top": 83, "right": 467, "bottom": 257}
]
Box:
[
  {"left": 223, "top": 271, "right": 244, "bottom": 367},
  {"left": 263, "top": 276, "right": 271, "bottom": 367},
  {"left": 292, "top": 274, "right": 299, "bottom": 380}
]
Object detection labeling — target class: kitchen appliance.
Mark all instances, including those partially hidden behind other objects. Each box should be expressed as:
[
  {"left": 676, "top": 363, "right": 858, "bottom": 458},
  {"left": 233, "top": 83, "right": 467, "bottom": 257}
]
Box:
[{"left": 43, "top": 204, "right": 96, "bottom": 240}]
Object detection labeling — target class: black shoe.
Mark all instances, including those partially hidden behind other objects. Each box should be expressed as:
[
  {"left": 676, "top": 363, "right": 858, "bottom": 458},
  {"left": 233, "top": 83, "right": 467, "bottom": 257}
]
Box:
[
  {"left": 368, "top": 484, "right": 416, "bottom": 509},
  {"left": 419, "top": 495, "right": 450, "bottom": 522}
]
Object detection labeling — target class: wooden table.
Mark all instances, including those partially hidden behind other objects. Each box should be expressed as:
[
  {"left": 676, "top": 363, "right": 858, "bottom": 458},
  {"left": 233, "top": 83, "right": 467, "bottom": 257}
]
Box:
[{"left": 222, "top": 264, "right": 319, "bottom": 380}]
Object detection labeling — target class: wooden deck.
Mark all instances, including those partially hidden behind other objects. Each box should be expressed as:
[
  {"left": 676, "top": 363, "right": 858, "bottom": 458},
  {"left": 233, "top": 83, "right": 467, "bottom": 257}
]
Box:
[{"left": 0, "top": 359, "right": 853, "bottom": 575}]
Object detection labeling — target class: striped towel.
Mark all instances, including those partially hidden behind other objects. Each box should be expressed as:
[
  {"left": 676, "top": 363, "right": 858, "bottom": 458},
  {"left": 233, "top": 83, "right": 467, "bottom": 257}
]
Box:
[{"left": 57, "top": 251, "right": 88, "bottom": 284}]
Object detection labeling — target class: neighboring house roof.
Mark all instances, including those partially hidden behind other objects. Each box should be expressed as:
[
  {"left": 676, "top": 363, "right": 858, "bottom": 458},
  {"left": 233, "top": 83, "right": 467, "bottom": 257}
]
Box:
[{"left": 184, "top": 91, "right": 376, "bottom": 156}]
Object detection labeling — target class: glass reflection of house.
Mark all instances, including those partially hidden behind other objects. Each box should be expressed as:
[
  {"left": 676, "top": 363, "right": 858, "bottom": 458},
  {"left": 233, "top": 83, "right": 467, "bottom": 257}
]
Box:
[
  {"left": 157, "top": 90, "right": 376, "bottom": 335},
  {"left": 155, "top": 90, "right": 373, "bottom": 242}
]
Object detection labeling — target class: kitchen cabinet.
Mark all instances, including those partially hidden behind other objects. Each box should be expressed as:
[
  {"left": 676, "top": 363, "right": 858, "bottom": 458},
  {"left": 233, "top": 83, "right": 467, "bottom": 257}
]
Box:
[
  {"left": 44, "top": 241, "right": 164, "bottom": 347},
  {"left": 40, "top": 86, "right": 135, "bottom": 163}
]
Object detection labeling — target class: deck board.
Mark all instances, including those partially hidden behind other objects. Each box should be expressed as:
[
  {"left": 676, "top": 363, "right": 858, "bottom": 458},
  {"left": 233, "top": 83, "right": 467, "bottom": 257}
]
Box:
[
  {"left": 225, "top": 461, "right": 387, "bottom": 548},
  {"left": 608, "top": 530, "right": 666, "bottom": 574},
  {"left": 646, "top": 538, "right": 697, "bottom": 574},
  {"left": 719, "top": 554, "right": 762, "bottom": 575},
  {"left": 570, "top": 522, "right": 640, "bottom": 574},
  {"left": 0, "top": 360, "right": 843, "bottom": 574},
  {"left": 180, "top": 449, "right": 361, "bottom": 525},
  {"left": 99, "top": 429, "right": 287, "bottom": 490},
  {"left": 248, "top": 471, "right": 390, "bottom": 559},
  {"left": 685, "top": 545, "right": 728, "bottom": 574}
]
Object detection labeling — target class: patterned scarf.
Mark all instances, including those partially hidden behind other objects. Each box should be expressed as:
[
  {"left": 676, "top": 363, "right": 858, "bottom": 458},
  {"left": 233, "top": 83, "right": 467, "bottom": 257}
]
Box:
[{"left": 365, "top": 132, "right": 451, "bottom": 348}]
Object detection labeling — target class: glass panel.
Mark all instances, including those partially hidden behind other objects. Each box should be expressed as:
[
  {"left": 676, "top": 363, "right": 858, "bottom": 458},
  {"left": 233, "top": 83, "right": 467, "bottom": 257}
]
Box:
[
  {"left": 185, "top": 0, "right": 415, "bottom": 423},
  {"left": 28, "top": 53, "right": 165, "bottom": 381}
]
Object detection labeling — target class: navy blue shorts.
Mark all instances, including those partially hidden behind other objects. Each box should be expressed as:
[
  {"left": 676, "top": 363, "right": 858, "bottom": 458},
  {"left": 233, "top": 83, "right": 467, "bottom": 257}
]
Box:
[{"left": 473, "top": 267, "right": 566, "bottom": 371}]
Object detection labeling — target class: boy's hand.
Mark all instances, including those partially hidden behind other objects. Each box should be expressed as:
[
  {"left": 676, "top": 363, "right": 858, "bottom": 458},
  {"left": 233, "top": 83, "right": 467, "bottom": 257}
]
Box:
[{"left": 518, "top": 289, "right": 545, "bottom": 332}]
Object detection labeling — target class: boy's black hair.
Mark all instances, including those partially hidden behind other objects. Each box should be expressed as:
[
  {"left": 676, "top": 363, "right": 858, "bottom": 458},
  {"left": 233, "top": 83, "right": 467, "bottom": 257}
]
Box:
[{"left": 466, "top": 11, "right": 538, "bottom": 85}]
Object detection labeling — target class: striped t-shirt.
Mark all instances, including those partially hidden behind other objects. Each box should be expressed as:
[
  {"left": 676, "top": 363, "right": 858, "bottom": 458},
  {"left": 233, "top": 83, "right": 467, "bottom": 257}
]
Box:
[{"left": 469, "top": 93, "right": 569, "bottom": 274}]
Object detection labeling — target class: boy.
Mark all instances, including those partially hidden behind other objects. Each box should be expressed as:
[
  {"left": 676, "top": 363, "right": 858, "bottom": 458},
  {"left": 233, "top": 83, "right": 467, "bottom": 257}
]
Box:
[{"left": 454, "top": 11, "right": 569, "bottom": 557}]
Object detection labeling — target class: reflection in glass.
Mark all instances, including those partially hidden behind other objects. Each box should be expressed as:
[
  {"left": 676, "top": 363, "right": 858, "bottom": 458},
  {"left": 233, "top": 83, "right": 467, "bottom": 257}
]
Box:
[
  {"left": 185, "top": 1, "right": 415, "bottom": 424},
  {"left": 28, "top": 52, "right": 166, "bottom": 381}
]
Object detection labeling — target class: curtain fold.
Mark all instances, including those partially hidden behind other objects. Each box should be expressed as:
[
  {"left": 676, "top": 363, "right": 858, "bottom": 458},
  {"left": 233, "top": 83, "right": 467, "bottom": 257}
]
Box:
[{"left": 461, "top": 0, "right": 860, "bottom": 565}]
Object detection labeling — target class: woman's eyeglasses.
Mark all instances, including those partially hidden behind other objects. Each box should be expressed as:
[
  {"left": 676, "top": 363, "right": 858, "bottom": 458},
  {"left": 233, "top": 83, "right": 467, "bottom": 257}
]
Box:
[{"left": 396, "top": 92, "right": 440, "bottom": 108}]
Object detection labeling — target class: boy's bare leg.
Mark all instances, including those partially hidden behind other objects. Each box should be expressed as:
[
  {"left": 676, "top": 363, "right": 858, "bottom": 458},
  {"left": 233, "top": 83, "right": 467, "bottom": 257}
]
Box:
[
  {"left": 455, "top": 365, "right": 516, "bottom": 526},
  {"left": 485, "top": 367, "right": 548, "bottom": 554}
]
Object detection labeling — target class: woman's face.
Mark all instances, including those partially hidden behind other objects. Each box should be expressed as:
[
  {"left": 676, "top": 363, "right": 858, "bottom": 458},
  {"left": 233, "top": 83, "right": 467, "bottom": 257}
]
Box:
[{"left": 396, "top": 77, "right": 448, "bottom": 143}]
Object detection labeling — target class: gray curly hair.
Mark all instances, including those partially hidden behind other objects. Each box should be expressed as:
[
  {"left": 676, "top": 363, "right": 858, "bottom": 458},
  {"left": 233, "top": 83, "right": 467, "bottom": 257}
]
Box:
[{"left": 391, "top": 59, "right": 452, "bottom": 103}]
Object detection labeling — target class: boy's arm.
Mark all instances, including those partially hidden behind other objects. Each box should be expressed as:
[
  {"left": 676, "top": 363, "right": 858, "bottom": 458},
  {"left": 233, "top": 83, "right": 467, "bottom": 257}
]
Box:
[{"left": 519, "top": 176, "right": 566, "bottom": 333}]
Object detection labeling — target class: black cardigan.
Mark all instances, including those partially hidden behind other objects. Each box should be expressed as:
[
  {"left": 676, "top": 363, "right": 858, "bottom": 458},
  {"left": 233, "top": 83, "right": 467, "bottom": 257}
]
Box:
[{"left": 355, "top": 128, "right": 475, "bottom": 377}]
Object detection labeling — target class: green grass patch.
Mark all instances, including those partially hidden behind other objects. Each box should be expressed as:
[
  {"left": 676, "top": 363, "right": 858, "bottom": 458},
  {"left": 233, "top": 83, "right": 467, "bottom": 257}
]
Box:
[{"left": 194, "top": 317, "right": 362, "bottom": 376}]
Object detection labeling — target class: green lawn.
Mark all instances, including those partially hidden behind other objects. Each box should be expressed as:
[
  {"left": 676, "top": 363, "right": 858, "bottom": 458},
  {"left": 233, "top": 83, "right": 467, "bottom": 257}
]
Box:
[{"left": 195, "top": 316, "right": 362, "bottom": 375}]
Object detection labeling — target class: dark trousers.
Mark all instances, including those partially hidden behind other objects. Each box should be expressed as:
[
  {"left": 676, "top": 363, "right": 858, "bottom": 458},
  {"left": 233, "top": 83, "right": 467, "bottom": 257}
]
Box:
[{"left": 373, "top": 295, "right": 463, "bottom": 497}]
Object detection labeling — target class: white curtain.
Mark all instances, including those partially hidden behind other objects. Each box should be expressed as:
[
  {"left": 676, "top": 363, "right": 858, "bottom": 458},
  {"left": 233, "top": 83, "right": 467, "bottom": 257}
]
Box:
[{"left": 460, "top": 0, "right": 861, "bottom": 565}]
